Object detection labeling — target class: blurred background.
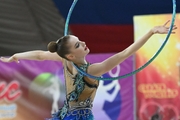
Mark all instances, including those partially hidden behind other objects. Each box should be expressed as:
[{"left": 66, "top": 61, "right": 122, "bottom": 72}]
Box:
[
  {"left": 0, "top": 0, "right": 180, "bottom": 120},
  {"left": 0, "top": 0, "right": 179, "bottom": 55}
]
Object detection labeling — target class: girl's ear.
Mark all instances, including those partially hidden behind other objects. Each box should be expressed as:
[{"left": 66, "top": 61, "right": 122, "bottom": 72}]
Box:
[{"left": 66, "top": 54, "right": 75, "bottom": 61}]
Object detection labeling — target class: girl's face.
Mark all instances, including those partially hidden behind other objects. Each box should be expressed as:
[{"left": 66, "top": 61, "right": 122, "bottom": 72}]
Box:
[{"left": 67, "top": 35, "right": 90, "bottom": 59}]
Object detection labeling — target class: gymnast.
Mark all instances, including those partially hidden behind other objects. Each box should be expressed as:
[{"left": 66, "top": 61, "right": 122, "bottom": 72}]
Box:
[{"left": 0, "top": 20, "right": 177, "bottom": 120}]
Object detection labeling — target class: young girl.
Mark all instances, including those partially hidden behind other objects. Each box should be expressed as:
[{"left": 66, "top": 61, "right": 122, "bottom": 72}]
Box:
[{"left": 0, "top": 21, "right": 177, "bottom": 120}]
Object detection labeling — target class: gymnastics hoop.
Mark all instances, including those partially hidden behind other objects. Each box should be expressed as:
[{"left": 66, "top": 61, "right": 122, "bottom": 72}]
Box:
[{"left": 64, "top": 0, "right": 176, "bottom": 80}]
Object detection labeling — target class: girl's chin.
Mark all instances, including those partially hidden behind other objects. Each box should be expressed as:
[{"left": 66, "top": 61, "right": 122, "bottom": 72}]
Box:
[{"left": 87, "top": 49, "right": 90, "bottom": 53}]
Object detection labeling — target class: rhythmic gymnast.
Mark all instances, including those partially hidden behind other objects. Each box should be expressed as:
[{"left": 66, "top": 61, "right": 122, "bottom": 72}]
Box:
[{"left": 0, "top": 20, "right": 177, "bottom": 120}]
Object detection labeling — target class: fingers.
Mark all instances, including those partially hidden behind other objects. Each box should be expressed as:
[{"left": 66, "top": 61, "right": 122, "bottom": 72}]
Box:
[
  {"left": 0, "top": 57, "right": 5, "bottom": 61},
  {"left": 170, "top": 30, "right": 176, "bottom": 34},
  {"left": 165, "top": 25, "right": 177, "bottom": 33},
  {"left": 170, "top": 28, "right": 177, "bottom": 34},
  {"left": 169, "top": 26, "right": 177, "bottom": 32},
  {"left": 15, "top": 59, "right": 20, "bottom": 63},
  {"left": 163, "top": 21, "right": 177, "bottom": 31},
  {"left": 166, "top": 25, "right": 177, "bottom": 29},
  {"left": 0, "top": 57, "right": 19, "bottom": 63},
  {"left": 170, "top": 25, "right": 177, "bottom": 29},
  {"left": 0, "top": 57, "right": 8, "bottom": 62},
  {"left": 173, "top": 25, "right": 177, "bottom": 30},
  {"left": 163, "top": 20, "right": 170, "bottom": 26}
]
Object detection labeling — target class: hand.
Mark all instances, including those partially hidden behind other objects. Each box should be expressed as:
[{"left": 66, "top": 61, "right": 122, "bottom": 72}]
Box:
[
  {"left": 152, "top": 20, "right": 177, "bottom": 34},
  {"left": 0, "top": 56, "right": 19, "bottom": 63}
]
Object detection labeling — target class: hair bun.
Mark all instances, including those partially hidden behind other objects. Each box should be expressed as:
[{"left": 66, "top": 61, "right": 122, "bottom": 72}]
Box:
[{"left": 47, "top": 41, "right": 58, "bottom": 53}]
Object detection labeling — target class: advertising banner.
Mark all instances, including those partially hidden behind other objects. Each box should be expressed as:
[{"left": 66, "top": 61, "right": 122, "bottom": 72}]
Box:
[
  {"left": 0, "top": 53, "right": 134, "bottom": 120},
  {"left": 134, "top": 14, "right": 180, "bottom": 120}
]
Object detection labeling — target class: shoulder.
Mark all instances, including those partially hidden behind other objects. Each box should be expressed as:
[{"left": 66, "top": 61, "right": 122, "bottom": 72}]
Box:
[{"left": 87, "top": 63, "right": 103, "bottom": 77}]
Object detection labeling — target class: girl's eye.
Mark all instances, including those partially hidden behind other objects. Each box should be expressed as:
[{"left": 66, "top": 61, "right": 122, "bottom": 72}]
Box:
[{"left": 76, "top": 43, "right": 80, "bottom": 48}]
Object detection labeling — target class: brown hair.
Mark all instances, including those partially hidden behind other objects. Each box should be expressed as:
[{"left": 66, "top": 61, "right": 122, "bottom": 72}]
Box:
[{"left": 47, "top": 35, "right": 71, "bottom": 59}]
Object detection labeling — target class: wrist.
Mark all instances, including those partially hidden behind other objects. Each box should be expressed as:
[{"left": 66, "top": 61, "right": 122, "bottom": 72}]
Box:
[
  {"left": 150, "top": 28, "right": 155, "bottom": 35},
  {"left": 12, "top": 54, "right": 18, "bottom": 60},
  {"left": 12, "top": 54, "right": 20, "bottom": 63}
]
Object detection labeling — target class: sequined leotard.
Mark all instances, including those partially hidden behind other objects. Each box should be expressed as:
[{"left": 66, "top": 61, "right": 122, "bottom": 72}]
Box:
[{"left": 47, "top": 60, "right": 99, "bottom": 120}]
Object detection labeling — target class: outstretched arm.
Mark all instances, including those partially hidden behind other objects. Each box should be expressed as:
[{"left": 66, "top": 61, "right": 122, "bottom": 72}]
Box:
[
  {"left": 0, "top": 50, "right": 62, "bottom": 63},
  {"left": 89, "top": 20, "right": 177, "bottom": 76}
]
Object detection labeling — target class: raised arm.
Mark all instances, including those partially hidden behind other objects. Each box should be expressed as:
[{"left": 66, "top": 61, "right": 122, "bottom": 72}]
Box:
[
  {"left": 0, "top": 50, "right": 62, "bottom": 63},
  {"left": 88, "top": 20, "right": 177, "bottom": 76}
]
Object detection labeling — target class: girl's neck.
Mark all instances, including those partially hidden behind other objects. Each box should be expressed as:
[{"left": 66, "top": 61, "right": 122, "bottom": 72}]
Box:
[{"left": 72, "top": 58, "right": 87, "bottom": 66}]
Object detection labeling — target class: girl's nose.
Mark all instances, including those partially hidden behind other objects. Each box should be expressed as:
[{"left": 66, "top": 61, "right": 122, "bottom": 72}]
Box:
[{"left": 81, "top": 41, "right": 85, "bottom": 46}]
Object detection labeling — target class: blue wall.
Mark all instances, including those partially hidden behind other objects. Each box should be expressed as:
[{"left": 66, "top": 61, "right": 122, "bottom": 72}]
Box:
[
  {"left": 53, "top": 0, "right": 179, "bottom": 24},
  {"left": 52, "top": 0, "right": 179, "bottom": 53}
]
